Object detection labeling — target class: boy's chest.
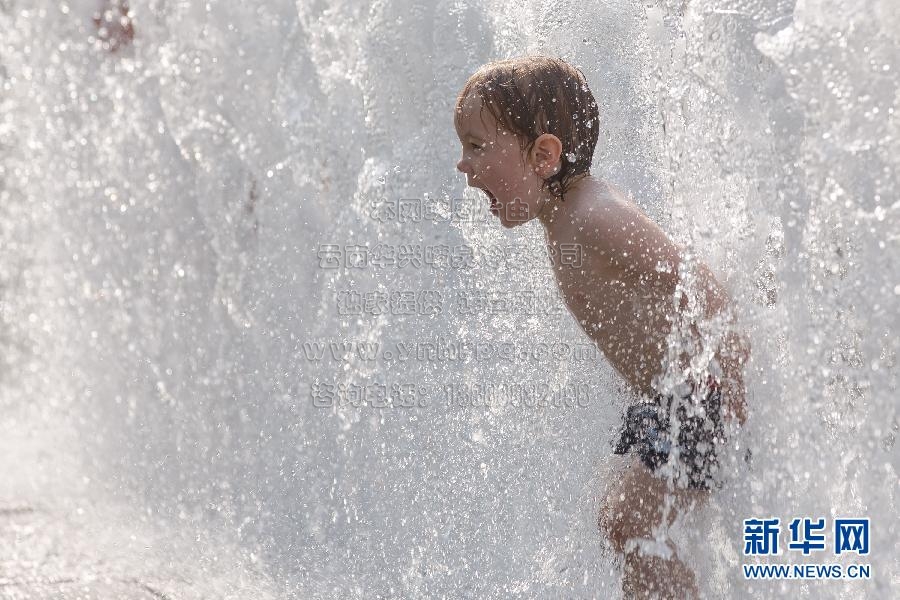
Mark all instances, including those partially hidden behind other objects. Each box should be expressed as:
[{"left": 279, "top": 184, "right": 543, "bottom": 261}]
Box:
[
  {"left": 550, "top": 248, "right": 623, "bottom": 316},
  {"left": 550, "top": 255, "right": 670, "bottom": 337}
]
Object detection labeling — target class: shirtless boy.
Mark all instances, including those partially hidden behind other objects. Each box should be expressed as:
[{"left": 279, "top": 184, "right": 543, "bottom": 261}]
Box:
[{"left": 453, "top": 56, "right": 751, "bottom": 598}]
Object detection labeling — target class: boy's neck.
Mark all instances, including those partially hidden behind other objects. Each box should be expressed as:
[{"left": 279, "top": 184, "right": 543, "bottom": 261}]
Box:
[{"left": 537, "top": 173, "right": 595, "bottom": 231}]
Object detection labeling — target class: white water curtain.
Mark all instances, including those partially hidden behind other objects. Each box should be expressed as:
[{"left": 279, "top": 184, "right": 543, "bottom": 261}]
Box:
[{"left": 1, "top": 0, "right": 896, "bottom": 597}]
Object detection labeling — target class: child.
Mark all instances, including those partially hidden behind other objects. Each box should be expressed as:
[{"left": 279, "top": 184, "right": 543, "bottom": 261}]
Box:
[{"left": 454, "top": 56, "right": 750, "bottom": 598}]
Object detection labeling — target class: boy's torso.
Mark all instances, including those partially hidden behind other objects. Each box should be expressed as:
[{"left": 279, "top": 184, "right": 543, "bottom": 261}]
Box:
[{"left": 544, "top": 180, "right": 679, "bottom": 400}]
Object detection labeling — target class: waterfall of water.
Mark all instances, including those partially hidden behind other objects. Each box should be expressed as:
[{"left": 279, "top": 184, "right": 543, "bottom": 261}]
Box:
[{"left": 1, "top": 0, "right": 896, "bottom": 597}]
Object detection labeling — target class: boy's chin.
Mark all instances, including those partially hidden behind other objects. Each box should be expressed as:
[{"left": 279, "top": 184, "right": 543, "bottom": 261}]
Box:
[{"left": 496, "top": 214, "right": 532, "bottom": 229}]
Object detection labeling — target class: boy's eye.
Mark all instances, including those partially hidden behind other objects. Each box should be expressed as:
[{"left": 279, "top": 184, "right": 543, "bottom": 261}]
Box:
[{"left": 469, "top": 143, "right": 482, "bottom": 150}]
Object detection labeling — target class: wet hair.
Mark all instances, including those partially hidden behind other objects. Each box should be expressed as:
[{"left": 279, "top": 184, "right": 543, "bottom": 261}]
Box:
[{"left": 455, "top": 56, "right": 600, "bottom": 201}]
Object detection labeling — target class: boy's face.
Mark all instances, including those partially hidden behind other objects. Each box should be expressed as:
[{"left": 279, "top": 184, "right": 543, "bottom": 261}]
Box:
[{"left": 454, "top": 93, "right": 552, "bottom": 228}]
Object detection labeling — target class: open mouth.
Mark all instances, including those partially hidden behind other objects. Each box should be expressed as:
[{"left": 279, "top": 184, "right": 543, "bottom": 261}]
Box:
[{"left": 479, "top": 187, "right": 500, "bottom": 215}]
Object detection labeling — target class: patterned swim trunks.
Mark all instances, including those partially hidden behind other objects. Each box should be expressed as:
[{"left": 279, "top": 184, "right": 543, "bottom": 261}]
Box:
[{"left": 613, "top": 376, "right": 726, "bottom": 490}]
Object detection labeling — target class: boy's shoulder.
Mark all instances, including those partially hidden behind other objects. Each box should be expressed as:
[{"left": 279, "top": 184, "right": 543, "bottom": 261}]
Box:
[
  {"left": 552, "top": 178, "right": 681, "bottom": 281},
  {"left": 553, "top": 179, "right": 642, "bottom": 249}
]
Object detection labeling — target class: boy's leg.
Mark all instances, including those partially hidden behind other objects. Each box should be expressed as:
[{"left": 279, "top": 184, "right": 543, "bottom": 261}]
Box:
[{"left": 598, "top": 459, "right": 707, "bottom": 599}]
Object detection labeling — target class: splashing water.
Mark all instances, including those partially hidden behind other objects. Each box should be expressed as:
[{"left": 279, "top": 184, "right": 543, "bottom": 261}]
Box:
[{"left": 1, "top": 0, "right": 897, "bottom": 597}]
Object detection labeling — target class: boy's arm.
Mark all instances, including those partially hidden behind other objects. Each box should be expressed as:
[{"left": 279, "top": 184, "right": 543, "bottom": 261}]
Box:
[{"left": 580, "top": 197, "right": 751, "bottom": 421}]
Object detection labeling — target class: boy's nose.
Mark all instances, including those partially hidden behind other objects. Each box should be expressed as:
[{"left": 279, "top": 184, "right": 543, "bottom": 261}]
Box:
[{"left": 457, "top": 157, "right": 474, "bottom": 178}]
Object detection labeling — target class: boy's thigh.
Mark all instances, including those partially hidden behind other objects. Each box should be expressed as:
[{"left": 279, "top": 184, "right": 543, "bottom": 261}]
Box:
[{"left": 598, "top": 457, "right": 708, "bottom": 551}]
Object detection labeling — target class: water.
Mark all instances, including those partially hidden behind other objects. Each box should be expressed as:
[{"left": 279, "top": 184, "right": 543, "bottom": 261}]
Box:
[{"left": 1, "top": 0, "right": 897, "bottom": 597}]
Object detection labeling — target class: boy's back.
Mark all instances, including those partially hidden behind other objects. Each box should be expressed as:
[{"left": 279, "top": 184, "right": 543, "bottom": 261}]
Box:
[{"left": 542, "top": 176, "right": 748, "bottom": 419}]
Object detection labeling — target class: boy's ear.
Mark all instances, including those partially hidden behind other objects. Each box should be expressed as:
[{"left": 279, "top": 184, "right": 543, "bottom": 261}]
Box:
[{"left": 529, "top": 133, "right": 563, "bottom": 178}]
